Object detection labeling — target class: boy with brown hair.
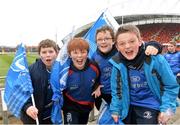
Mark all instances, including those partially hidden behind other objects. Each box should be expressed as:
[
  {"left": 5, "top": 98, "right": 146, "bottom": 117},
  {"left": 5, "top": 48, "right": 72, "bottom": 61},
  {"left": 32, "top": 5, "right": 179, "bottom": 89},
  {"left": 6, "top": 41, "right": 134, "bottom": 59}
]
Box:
[
  {"left": 21, "top": 39, "right": 58, "bottom": 124},
  {"left": 110, "top": 25, "right": 179, "bottom": 124},
  {"left": 92, "top": 25, "right": 163, "bottom": 110}
]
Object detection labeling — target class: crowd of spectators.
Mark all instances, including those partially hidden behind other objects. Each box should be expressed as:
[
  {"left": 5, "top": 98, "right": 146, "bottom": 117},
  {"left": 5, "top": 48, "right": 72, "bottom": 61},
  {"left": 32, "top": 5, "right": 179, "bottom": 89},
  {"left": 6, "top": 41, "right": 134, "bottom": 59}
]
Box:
[{"left": 139, "top": 23, "right": 180, "bottom": 44}]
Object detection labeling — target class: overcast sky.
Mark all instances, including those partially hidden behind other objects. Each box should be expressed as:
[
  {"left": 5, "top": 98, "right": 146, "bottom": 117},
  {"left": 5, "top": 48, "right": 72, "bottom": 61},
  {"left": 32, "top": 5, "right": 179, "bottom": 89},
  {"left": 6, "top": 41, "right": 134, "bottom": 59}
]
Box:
[{"left": 0, "top": 0, "right": 179, "bottom": 47}]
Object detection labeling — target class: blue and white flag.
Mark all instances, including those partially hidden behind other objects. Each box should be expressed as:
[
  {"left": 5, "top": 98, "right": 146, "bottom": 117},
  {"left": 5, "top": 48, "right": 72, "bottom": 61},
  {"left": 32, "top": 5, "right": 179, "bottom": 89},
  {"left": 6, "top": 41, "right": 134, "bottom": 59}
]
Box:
[
  {"left": 97, "top": 100, "right": 124, "bottom": 125},
  {"left": 50, "top": 40, "right": 70, "bottom": 124},
  {"left": 4, "top": 43, "right": 33, "bottom": 118},
  {"left": 50, "top": 9, "right": 119, "bottom": 124},
  {"left": 84, "top": 9, "right": 119, "bottom": 58}
]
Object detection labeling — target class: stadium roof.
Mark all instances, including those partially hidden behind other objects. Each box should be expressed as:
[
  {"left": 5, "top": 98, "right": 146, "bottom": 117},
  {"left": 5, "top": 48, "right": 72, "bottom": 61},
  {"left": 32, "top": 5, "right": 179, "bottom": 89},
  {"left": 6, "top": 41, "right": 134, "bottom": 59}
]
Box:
[
  {"left": 108, "top": 0, "right": 180, "bottom": 17},
  {"left": 115, "top": 14, "right": 180, "bottom": 24},
  {"left": 63, "top": 0, "right": 180, "bottom": 41},
  {"left": 111, "top": 0, "right": 180, "bottom": 24}
]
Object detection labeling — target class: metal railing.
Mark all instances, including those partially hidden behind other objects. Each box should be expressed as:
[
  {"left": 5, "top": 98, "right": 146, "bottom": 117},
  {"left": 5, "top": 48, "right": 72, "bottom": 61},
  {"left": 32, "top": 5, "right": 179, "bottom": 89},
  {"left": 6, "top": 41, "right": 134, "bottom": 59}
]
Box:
[{"left": 0, "top": 76, "right": 8, "bottom": 124}]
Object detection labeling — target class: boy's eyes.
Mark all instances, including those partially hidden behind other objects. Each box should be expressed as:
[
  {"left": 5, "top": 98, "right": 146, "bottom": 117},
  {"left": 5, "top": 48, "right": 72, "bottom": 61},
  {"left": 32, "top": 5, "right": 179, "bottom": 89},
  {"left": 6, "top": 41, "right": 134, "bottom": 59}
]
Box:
[
  {"left": 117, "top": 40, "right": 135, "bottom": 46},
  {"left": 117, "top": 42, "right": 125, "bottom": 46},
  {"left": 81, "top": 50, "right": 87, "bottom": 53},
  {"left": 97, "top": 37, "right": 112, "bottom": 42},
  {"left": 41, "top": 51, "right": 47, "bottom": 54},
  {"left": 41, "top": 50, "right": 54, "bottom": 54},
  {"left": 73, "top": 50, "right": 87, "bottom": 54},
  {"left": 130, "top": 40, "right": 135, "bottom": 43}
]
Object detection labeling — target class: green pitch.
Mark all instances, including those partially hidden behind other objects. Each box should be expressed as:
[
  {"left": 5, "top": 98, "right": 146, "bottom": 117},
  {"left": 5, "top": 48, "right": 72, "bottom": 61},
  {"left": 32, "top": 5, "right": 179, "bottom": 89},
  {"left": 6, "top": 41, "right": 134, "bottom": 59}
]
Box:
[{"left": 0, "top": 53, "right": 38, "bottom": 85}]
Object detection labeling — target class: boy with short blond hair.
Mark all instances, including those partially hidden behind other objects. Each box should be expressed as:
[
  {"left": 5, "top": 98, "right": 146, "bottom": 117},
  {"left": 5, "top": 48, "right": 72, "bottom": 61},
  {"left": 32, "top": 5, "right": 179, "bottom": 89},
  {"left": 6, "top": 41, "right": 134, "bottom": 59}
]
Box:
[{"left": 110, "top": 25, "right": 179, "bottom": 124}]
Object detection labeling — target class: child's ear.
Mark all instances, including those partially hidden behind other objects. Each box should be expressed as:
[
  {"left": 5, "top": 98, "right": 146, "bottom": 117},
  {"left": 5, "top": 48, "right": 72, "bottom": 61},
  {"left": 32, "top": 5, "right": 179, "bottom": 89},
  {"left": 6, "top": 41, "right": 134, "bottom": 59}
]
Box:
[
  {"left": 115, "top": 43, "right": 118, "bottom": 50},
  {"left": 139, "top": 39, "right": 143, "bottom": 46}
]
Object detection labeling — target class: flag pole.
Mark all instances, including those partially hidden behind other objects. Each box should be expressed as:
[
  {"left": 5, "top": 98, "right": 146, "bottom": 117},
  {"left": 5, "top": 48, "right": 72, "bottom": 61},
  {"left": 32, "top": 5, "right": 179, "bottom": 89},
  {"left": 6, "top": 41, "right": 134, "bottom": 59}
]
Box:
[
  {"left": 70, "top": 25, "right": 76, "bottom": 39},
  {"left": 31, "top": 94, "right": 39, "bottom": 125}
]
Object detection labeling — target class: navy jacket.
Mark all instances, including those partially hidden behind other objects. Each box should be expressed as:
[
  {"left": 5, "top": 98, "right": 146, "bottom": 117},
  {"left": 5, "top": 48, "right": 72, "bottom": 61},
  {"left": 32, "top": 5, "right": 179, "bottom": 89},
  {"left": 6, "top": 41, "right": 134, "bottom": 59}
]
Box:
[
  {"left": 63, "top": 59, "right": 100, "bottom": 113},
  {"left": 21, "top": 59, "right": 53, "bottom": 124}
]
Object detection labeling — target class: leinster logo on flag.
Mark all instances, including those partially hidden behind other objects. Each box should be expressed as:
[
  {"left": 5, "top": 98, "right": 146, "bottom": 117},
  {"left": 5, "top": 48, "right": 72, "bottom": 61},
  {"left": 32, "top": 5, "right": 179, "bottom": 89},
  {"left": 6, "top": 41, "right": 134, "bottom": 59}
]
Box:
[{"left": 10, "top": 52, "right": 28, "bottom": 72}]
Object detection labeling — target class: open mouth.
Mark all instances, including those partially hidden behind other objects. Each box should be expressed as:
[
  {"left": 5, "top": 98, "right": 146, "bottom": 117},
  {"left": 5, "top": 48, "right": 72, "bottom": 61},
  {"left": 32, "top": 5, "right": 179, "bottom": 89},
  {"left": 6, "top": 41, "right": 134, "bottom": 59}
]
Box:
[
  {"left": 125, "top": 50, "right": 133, "bottom": 55},
  {"left": 100, "top": 45, "right": 108, "bottom": 49},
  {"left": 46, "top": 59, "right": 52, "bottom": 63},
  {"left": 76, "top": 59, "right": 83, "bottom": 65}
]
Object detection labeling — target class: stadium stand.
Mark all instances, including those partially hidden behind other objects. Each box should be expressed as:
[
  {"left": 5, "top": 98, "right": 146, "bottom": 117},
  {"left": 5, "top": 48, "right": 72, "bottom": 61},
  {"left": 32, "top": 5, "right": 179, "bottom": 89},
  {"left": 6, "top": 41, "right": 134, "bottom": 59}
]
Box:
[{"left": 138, "top": 23, "right": 180, "bottom": 44}]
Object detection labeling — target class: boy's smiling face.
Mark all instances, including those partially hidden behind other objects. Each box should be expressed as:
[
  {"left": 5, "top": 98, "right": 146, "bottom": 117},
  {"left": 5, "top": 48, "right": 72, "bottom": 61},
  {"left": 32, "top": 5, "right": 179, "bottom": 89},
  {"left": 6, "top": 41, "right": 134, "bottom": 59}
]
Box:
[
  {"left": 70, "top": 49, "right": 88, "bottom": 70},
  {"left": 96, "top": 31, "right": 114, "bottom": 54},
  {"left": 116, "top": 32, "right": 142, "bottom": 60},
  {"left": 40, "top": 47, "right": 57, "bottom": 69}
]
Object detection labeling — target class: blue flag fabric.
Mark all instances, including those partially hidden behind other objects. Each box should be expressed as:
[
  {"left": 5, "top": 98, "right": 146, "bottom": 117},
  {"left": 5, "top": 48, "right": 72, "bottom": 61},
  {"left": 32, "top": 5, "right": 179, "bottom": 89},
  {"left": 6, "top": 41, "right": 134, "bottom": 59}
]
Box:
[
  {"left": 84, "top": 9, "right": 119, "bottom": 58},
  {"left": 50, "top": 9, "right": 119, "bottom": 124},
  {"left": 97, "top": 100, "right": 124, "bottom": 125},
  {"left": 83, "top": 12, "right": 107, "bottom": 58},
  {"left": 4, "top": 43, "right": 33, "bottom": 118},
  {"left": 50, "top": 41, "right": 70, "bottom": 124}
]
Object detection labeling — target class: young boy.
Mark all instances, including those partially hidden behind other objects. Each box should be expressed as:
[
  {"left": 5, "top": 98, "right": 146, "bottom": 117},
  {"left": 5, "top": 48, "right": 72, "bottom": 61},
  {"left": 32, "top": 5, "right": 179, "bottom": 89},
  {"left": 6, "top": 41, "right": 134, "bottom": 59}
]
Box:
[
  {"left": 109, "top": 25, "right": 179, "bottom": 124},
  {"left": 20, "top": 39, "right": 58, "bottom": 124},
  {"left": 164, "top": 41, "right": 180, "bottom": 78},
  {"left": 92, "top": 26, "right": 162, "bottom": 110},
  {"left": 164, "top": 40, "right": 180, "bottom": 97},
  {"left": 62, "top": 37, "right": 101, "bottom": 124}
]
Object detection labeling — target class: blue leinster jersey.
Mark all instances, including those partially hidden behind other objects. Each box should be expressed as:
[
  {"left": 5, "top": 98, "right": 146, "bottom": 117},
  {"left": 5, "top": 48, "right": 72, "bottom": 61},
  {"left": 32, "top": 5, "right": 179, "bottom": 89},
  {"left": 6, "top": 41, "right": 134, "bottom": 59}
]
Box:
[{"left": 129, "top": 67, "right": 160, "bottom": 110}]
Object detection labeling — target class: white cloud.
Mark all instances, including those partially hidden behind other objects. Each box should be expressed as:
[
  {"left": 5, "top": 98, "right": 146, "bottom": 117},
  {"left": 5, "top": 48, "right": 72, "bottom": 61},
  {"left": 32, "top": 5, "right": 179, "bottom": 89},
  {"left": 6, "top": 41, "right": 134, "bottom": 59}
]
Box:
[
  {"left": 0, "top": 0, "right": 179, "bottom": 47},
  {"left": 0, "top": 0, "right": 111, "bottom": 47}
]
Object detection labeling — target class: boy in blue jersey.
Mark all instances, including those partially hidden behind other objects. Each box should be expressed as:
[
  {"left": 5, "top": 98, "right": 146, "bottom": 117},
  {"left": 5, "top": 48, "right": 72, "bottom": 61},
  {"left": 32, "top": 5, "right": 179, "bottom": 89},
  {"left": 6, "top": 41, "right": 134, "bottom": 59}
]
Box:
[
  {"left": 62, "top": 38, "right": 101, "bottom": 124},
  {"left": 164, "top": 41, "right": 180, "bottom": 98},
  {"left": 92, "top": 26, "right": 162, "bottom": 110},
  {"left": 109, "top": 25, "right": 179, "bottom": 124}
]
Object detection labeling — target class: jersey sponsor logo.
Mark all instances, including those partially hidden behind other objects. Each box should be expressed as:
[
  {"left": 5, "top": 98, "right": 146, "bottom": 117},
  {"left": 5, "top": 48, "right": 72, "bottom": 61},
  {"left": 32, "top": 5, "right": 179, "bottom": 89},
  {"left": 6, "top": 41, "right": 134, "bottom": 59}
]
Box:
[
  {"left": 67, "top": 112, "right": 72, "bottom": 123},
  {"left": 130, "top": 76, "right": 140, "bottom": 82},
  {"left": 143, "top": 111, "right": 152, "bottom": 119},
  {"left": 69, "top": 84, "right": 79, "bottom": 90}
]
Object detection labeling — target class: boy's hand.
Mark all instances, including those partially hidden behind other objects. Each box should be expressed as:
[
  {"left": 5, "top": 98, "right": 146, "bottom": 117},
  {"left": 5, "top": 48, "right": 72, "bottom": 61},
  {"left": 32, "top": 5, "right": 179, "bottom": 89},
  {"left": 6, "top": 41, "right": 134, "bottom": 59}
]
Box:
[
  {"left": 158, "top": 112, "right": 172, "bottom": 125},
  {"left": 111, "top": 114, "right": 119, "bottom": 123},
  {"left": 92, "top": 85, "right": 103, "bottom": 98},
  {"left": 26, "top": 106, "right": 38, "bottom": 120},
  {"left": 145, "top": 46, "right": 158, "bottom": 55}
]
